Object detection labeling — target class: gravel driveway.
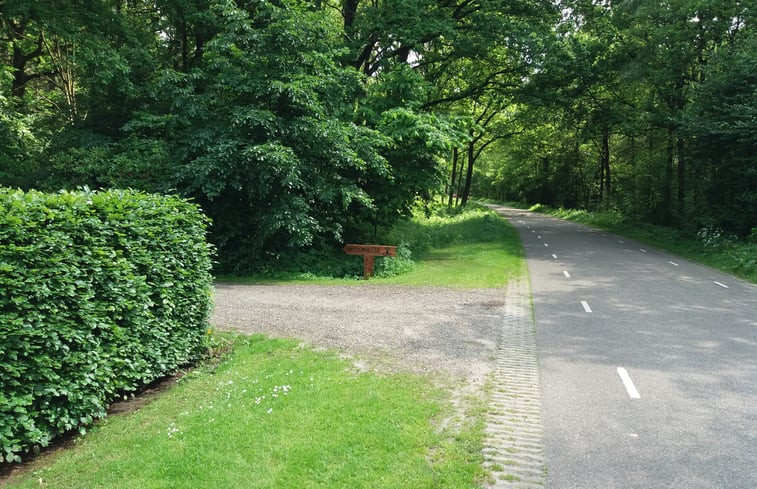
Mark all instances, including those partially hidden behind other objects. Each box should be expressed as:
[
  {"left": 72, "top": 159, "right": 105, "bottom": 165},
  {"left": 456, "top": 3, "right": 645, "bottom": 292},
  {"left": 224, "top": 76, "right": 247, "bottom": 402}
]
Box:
[{"left": 211, "top": 283, "right": 507, "bottom": 386}]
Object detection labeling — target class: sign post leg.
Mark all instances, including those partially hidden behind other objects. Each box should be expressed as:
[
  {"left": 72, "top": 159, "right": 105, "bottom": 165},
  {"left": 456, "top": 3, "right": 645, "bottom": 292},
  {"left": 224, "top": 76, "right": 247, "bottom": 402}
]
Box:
[{"left": 364, "top": 255, "right": 375, "bottom": 279}]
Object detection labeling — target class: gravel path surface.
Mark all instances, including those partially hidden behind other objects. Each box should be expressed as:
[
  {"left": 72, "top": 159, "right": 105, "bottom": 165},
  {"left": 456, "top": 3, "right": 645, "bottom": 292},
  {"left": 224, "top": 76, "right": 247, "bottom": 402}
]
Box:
[
  {"left": 211, "top": 279, "right": 547, "bottom": 488},
  {"left": 211, "top": 283, "right": 507, "bottom": 386}
]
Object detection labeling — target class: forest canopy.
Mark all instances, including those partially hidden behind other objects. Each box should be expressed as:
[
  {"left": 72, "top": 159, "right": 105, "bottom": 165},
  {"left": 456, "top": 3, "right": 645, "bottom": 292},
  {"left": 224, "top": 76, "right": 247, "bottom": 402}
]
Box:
[{"left": 1, "top": 0, "right": 754, "bottom": 271}]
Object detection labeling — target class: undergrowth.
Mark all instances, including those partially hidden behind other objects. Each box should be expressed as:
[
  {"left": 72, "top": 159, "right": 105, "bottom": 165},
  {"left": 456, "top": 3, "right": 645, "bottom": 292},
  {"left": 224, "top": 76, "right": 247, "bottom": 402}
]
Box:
[{"left": 219, "top": 200, "right": 519, "bottom": 284}]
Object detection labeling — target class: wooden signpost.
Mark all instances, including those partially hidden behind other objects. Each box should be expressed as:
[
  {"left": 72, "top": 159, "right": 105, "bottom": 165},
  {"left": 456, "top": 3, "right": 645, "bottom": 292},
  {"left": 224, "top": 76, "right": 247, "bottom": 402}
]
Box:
[{"left": 342, "top": 244, "right": 397, "bottom": 279}]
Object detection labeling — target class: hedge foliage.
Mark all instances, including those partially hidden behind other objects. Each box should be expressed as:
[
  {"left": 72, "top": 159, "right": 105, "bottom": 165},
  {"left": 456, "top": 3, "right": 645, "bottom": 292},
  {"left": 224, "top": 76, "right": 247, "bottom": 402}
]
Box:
[{"left": 0, "top": 188, "right": 214, "bottom": 463}]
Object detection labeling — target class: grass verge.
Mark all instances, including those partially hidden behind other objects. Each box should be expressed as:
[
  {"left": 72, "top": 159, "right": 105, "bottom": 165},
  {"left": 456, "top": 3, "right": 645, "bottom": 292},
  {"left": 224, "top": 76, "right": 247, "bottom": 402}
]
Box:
[
  {"left": 372, "top": 242, "right": 521, "bottom": 288},
  {"left": 3, "top": 336, "right": 486, "bottom": 489},
  {"left": 218, "top": 204, "right": 524, "bottom": 288},
  {"left": 523, "top": 203, "right": 756, "bottom": 283}
]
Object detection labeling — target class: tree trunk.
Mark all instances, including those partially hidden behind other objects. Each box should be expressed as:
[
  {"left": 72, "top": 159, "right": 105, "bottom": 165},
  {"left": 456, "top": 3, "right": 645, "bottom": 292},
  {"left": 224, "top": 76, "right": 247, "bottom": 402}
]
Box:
[
  {"left": 663, "top": 128, "right": 674, "bottom": 224},
  {"left": 455, "top": 154, "right": 465, "bottom": 207},
  {"left": 343, "top": 0, "right": 359, "bottom": 30},
  {"left": 448, "top": 147, "right": 459, "bottom": 207},
  {"left": 676, "top": 135, "right": 685, "bottom": 216},
  {"left": 43, "top": 38, "right": 78, "bottom": 121},
  {"left": 11, "top": 22, "right": 31, "bottom": 98},
  {"left": 11, "top": 43, "right": 29, "bottom": 97},
  {"left": 9, "top": 22, "right": 48, "bottom": 98},
  {"left": 600, "top": 129, "right": 611, "bottom": 202},
  {"left": 598, "top": 154, "right": 604, "bottom": 202},
  {"left": 180, "top": 20, "right": 189, "bottom": 72},
  {"left": 460, "top": 140, "right": 475, "bottom": 206}
]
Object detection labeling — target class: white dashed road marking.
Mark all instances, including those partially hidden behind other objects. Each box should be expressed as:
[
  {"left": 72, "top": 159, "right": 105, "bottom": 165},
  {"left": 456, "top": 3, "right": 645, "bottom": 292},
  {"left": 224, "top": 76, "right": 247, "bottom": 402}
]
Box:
[
  {"left": 669, "top": 261, "right": 679, "bottom": 267},
  {"left": 552, "top": 254, "right": 558, "bottom": 259},
  {"left": 714, "top": 281, "right": 729, "bottom": 289},
  {"left": 563, "top": 271, "right": 571, "bottom": 278},
  {"left": 617, "top": 367, "right": 641, "bottom": 399},
  {"left": 581, "top": 301, "right": 592, "bottom": 313},
  {"left": 639, "top": 249, "right": 647, "bottom": 253}
]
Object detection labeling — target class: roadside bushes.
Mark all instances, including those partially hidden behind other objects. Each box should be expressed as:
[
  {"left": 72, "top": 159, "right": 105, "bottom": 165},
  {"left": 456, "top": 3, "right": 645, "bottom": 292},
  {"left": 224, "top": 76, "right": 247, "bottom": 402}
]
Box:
[
  {"left": 0, "top": 188, "right": 214, "bottom": 463},
  {"left": 384, "top": 203, "right": 509, "bottom": 260}
]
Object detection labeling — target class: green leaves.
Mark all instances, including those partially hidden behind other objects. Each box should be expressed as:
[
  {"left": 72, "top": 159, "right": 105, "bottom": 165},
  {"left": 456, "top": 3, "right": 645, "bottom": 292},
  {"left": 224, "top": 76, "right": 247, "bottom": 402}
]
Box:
[
  {"left": 132, "top": 0, "right": 394, "bottom": 272},
  {"left": 474, "top": 0, "right": 755, "bottom": 238},
  {"left": 1, "top": 0, "right": 578, "bottom": 273},
  {"left": 0, "top": 188, "right": 214, "bottom": 463}
]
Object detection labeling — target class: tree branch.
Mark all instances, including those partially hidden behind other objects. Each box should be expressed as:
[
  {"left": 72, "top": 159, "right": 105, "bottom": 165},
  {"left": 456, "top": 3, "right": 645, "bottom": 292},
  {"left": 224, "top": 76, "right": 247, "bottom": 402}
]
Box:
[
  {"left": 473, "top": 129, "right": 523, "bottom": 161},
  {"left": 422, "top": 60, "right": 529, "bottom": 108}
]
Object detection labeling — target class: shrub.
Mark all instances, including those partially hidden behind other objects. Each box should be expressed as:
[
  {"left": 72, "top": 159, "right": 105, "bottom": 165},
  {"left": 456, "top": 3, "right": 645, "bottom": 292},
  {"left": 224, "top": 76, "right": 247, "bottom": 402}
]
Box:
[
  {"left": 375, "top": 242, "right": 415, "bottom": 277},
  {"left": 384, "top": 204, "right": 509, "bottom": 261},
  {"left": 0, "top": 188, "right": 214, "bottom": 463},
  {"left": 747, "top": 227, "right": 757, "bottom": 244}
]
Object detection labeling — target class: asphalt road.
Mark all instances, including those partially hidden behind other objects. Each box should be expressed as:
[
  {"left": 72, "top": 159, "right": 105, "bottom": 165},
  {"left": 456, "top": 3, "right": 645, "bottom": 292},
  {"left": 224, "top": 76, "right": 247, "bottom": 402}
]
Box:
[{"left": 488, "top": 205, "right": 757, "bottom": 489}]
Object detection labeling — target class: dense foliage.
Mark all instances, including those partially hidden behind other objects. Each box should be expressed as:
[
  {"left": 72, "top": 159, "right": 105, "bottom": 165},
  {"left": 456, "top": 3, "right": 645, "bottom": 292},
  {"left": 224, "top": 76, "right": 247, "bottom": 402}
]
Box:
[
  {"left": 472, "top": 0, "right": 756, "bottom": 238},
  {"left": 0, "top": 189, "right": 214, "bottom": 462},
  {"left": 1, "top": 0, "right": 753, "bottom": 266},
  {"left": 0, "top": 0, "right": 481, "bottom": 272}
]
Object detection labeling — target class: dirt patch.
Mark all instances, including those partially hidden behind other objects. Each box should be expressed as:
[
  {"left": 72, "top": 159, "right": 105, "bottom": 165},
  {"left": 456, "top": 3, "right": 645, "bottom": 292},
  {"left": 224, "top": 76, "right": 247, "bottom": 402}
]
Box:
[
  {"left": 211, "top": 282, "right": 509, "bottom": 441},
  {"left": 211, "top": 283, "right": 507, "bottom": 386}
]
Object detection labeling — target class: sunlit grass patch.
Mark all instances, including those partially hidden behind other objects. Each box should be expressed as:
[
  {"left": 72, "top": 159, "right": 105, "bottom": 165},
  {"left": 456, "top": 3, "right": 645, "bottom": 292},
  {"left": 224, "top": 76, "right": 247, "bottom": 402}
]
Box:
[
  {"left": 5, "top": 336, "right": 486, "bottom": 489},
  {"left": 219, "top": 203, "right": 525, "bottom": 288},
  {"left": 374, "top": 242, "right": 522, "bottom": 288}
]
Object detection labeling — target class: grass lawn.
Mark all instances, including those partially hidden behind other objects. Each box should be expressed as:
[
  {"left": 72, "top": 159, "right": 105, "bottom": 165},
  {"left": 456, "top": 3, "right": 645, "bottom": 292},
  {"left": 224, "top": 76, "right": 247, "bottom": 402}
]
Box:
[
  {"left": 372, "top": 242, "right": 522, "bottom": 288},
  {"left": 3, "top": 336, "right": 486, "bottom": 489},
  {"left": 218, "top": 205, "right": 525, "bottom": 289}
]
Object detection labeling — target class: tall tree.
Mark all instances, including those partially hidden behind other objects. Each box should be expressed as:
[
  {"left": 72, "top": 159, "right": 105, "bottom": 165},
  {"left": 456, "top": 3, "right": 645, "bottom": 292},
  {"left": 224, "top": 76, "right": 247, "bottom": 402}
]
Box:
[
  {"left": 475, "top": 0, "right": 754, "bottom": 237},
  {"left": 685, "top": 27, "right": 757, "bottom": 236}
]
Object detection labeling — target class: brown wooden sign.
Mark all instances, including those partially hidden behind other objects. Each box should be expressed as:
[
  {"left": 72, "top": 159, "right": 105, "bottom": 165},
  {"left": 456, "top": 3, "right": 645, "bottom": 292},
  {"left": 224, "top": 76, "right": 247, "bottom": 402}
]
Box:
[
  {"left": 343, "top": 244, "right": 397, "bottom": 257},
  {"left": 342, "top": 244, "right": 397, "bottom": 278}
]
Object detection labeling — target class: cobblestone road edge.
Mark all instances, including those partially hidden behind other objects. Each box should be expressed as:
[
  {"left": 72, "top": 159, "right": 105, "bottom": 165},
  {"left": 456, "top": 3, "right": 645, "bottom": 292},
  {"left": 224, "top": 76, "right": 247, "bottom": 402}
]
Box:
[{"left": 482, "top": 277, "right": 546, "bottom": 488}]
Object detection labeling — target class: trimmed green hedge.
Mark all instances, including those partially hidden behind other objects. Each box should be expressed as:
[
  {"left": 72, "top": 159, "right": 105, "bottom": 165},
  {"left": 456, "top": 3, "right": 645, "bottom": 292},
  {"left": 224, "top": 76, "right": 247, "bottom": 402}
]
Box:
[{"left": 0, "top": 188, "right": 214, "bottom": 463}]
